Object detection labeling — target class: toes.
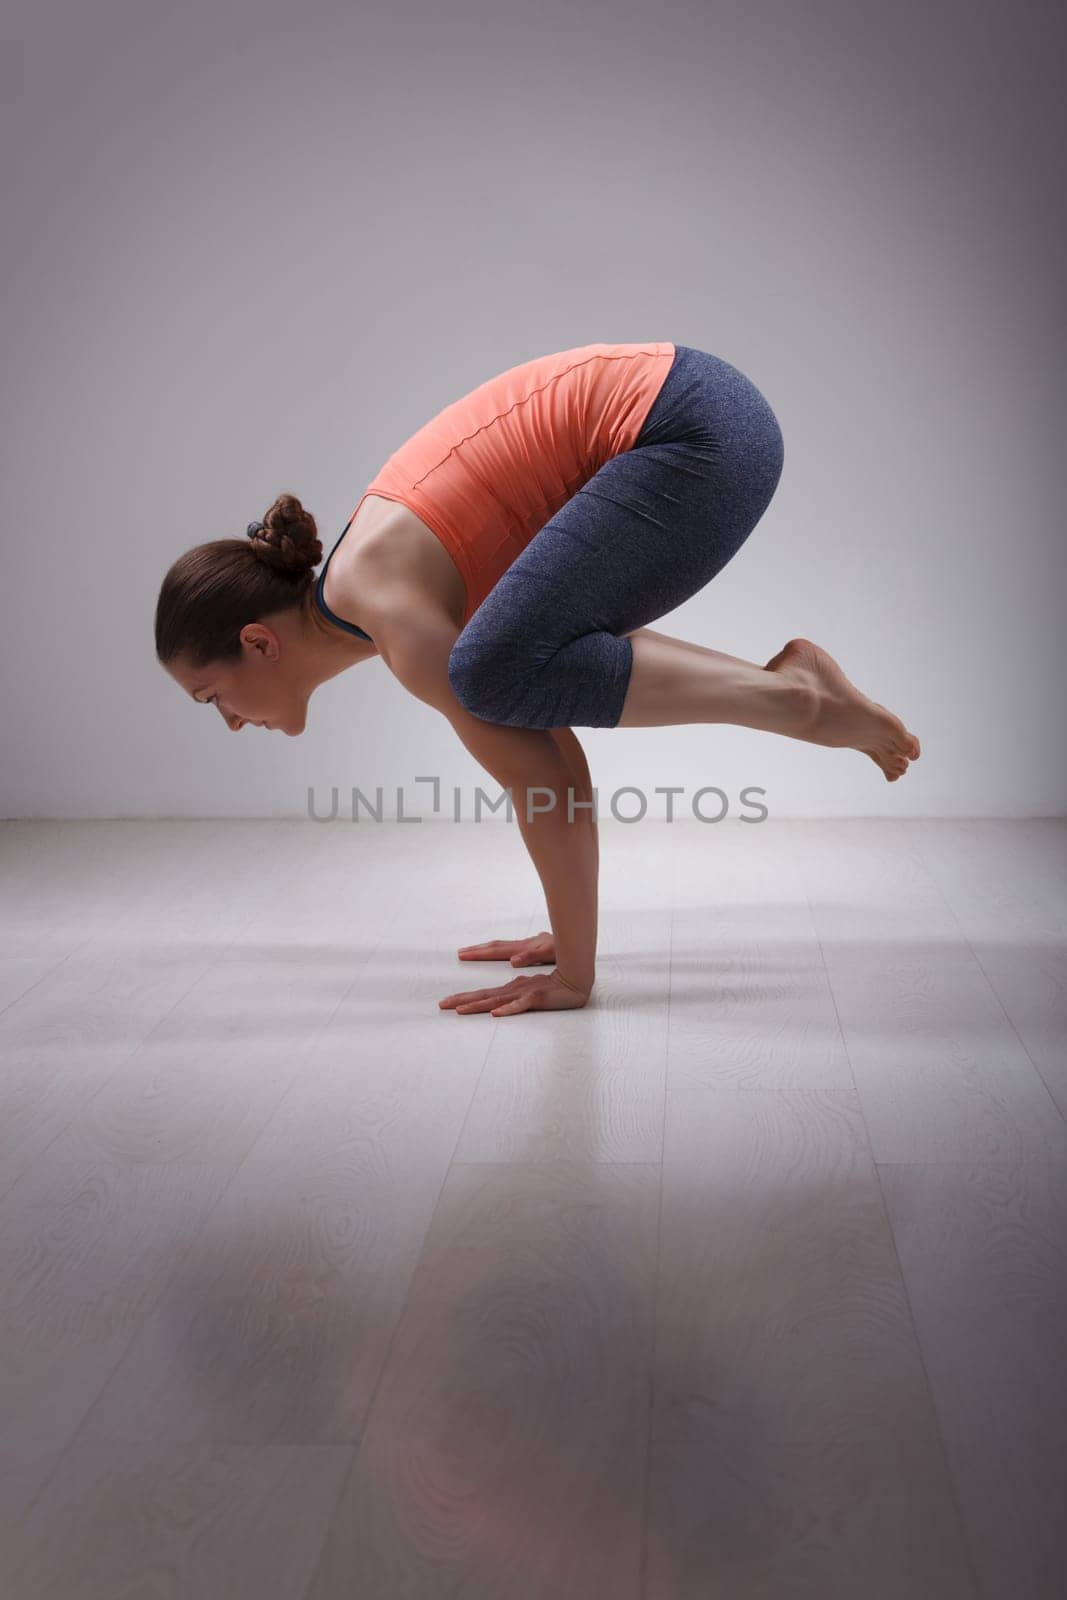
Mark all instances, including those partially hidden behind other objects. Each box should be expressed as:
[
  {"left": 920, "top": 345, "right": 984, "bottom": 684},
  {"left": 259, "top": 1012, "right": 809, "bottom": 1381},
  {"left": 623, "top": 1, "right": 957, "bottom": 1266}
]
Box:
[
  {"left": 865, "top": 746, "right": 912, "bottom": 780},
  {"left": 893, "top": 725, "right": 920, "bottom": 760},
  {"left": 876, "top": 747, "right": 910, "bottom": 780}
]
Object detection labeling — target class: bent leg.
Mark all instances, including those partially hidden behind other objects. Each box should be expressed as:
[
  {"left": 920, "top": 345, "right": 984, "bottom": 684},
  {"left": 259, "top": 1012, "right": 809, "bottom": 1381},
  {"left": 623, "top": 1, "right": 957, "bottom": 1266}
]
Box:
[
  {"left": 448, "top": 599, "right": 635, "bottom": 728},
  {"left": 618, "top": 627, "right": 815, "bottom": 732},
  {"left": 446, "top": 464, "right": 779, "bottom": 728},
  {"left": 448, "top": 348, "right": 785, "bottom": 729},
  {"left": 617, "top": 628, "right": 921, "bottom": 781}
]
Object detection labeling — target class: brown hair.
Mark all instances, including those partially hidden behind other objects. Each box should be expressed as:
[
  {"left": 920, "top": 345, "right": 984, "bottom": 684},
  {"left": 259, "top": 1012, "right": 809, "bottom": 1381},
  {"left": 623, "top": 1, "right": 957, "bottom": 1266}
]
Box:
[{"left": 155, "top": 492, "right": 324, "bottom": 669}]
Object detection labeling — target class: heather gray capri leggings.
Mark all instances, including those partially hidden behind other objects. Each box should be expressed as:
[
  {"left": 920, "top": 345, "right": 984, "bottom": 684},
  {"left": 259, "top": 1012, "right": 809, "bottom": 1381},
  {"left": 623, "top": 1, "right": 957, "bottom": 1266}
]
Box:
[{"left": 446, "top": 343, "right": 785, "bottom": 729}]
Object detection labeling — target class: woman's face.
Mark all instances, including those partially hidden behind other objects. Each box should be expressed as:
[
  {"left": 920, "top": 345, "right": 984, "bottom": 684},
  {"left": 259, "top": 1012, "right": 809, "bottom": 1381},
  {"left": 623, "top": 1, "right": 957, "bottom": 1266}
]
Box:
[{"left": 167, "top": 624, "right": 309, "bottom": 736}]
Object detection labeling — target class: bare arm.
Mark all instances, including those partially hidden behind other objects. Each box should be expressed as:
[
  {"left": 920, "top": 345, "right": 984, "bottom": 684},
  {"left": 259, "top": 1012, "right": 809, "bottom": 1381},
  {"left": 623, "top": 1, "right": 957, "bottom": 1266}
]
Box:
[
  {"left": 368, "top": 600, "right": 599, "bottom": 997},
  {"left": 451, "top": 724, "right": 596, "bottom": 970},
  {"left": 543, "top": 725, "right": 598, "bottom": 951}
]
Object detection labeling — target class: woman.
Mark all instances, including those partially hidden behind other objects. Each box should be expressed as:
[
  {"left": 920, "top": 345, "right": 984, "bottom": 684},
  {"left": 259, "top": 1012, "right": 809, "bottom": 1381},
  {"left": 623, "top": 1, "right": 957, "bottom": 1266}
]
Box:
[{"left": 156, "top": 341, "right": 920, "bottom": 1018}]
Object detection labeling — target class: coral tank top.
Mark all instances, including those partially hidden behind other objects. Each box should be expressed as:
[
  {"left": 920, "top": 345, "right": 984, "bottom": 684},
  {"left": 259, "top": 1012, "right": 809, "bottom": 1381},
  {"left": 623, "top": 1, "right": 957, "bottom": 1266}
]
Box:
[{"left": 333, "top": 340, "right": 676, "bottom": 631}]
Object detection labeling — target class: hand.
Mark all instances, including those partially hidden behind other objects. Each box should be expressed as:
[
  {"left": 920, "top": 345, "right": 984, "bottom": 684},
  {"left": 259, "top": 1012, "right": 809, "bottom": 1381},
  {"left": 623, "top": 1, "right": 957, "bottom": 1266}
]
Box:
[
  {"left": 439, "top": 968, "right": 591, "bottom": 1016},
  {"left": 456, "top": 930, "right": 556, "bottom": 967}
]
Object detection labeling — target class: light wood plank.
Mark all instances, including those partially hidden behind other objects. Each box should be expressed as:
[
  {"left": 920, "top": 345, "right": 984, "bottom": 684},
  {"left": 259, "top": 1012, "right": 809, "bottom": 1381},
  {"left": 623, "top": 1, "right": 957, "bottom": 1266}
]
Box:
[
  {"left": 73, "top": 825, "right": 531, "bottom": 1444},
  {"left": 454, "top": 819, "right": 674, "bottom": 1163},
  {"left": 646, "top": 1087, "right": 975, "bottom": 1596},
  {"left": 0, "top": 1445, "right": 351, "bottom": 1599},
  {"left": 667, "top": 818, "right": 854, "bottom": 1092},
  {"left": 909, "top": 818, "right": 1067, "bottom": 1120},
  {"left": 307, "top": 1160, "right": 658, "bottom": 1600},
  {"left": 0, "top": 816, "right": 1062, "bottom": 1597},
  {"left": 0, "top": 829, "right": 426, "bottom": 1451},
  {"left": 790, "top": 819, "right": 1067, "bottom": 1162},
  {"left": 74, "top": 1068, "right": 480, "bottom": 1447},
  {"left": 0, "top": 956, "right": 73, "bottom": 1016},
  {"left": 880, "top": 1159, "right": 1067, "bottom": 1600}
]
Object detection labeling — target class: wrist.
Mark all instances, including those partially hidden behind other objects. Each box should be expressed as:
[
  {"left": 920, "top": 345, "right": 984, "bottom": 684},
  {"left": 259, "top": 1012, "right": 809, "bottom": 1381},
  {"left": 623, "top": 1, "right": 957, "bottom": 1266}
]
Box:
[{"left": 554, "top": 968, "right": 593, "bottom": 997}]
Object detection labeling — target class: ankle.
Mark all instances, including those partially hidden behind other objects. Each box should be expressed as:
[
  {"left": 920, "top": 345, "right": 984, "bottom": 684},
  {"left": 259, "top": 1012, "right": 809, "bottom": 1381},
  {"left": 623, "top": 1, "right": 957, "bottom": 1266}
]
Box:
[{"left": 768, "top": 669, "right": 819, "bottom": 733}]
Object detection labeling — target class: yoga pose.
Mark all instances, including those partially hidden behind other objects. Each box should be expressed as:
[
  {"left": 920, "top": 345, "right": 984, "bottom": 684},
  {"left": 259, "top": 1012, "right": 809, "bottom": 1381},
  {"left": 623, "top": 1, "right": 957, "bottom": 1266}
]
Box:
[{"left": 156, "top": 341, "right": 920, "bottom": 1016}]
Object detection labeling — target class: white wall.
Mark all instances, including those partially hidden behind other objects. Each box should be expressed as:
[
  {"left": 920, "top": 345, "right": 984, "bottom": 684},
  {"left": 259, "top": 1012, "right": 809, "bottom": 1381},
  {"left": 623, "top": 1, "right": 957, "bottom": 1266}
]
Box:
[{"left": 2, "top": 0, "right": 1063, "bottom": 820}]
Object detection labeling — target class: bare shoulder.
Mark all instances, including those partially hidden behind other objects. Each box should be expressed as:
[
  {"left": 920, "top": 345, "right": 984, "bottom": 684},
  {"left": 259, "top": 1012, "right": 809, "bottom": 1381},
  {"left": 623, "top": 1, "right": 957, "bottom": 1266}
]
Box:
[
  {"left": 366, "top": 591, "right": 586, "bottom": 792},
  {"left": 368, "top": 597, "right": 463, "bottom": 712},
  {"left": 333, "top": 498, "right": 468, "bottom": 633}
]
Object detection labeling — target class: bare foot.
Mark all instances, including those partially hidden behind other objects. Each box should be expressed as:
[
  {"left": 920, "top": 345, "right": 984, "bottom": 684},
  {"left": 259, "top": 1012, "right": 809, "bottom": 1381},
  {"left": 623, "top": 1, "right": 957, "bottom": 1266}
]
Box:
[{"left": 763, "top": 637, "right": 921, "bottom": 782}]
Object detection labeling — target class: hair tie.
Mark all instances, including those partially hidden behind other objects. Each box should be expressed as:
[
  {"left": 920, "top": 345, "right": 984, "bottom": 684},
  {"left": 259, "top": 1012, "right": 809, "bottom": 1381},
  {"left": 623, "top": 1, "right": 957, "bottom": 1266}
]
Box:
[{"left": 246, "top": 519, "right": 265, "bottom": 540}]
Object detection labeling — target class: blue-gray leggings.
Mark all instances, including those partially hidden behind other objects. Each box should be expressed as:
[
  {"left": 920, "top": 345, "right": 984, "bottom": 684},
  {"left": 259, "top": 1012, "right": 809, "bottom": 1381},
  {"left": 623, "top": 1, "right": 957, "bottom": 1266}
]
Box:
[{"left": 446, "top": 343, "right": 785, "bottom": 729}]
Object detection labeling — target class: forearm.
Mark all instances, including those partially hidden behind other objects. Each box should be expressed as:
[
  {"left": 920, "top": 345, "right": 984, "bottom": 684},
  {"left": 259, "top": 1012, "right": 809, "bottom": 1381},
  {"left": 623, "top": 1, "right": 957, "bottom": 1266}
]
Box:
[
  {"left": 508, "top": 744, "right": 599, "bottom": 993},
  {"left": 548, "top": 727, "right": 599, "bottom": 883}
]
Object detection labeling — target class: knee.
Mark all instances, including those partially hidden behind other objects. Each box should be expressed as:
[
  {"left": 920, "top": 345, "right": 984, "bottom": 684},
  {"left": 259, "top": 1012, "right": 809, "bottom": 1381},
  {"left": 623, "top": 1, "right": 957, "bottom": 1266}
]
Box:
[
  {"left": 763, "top": 412, "right": 785, "bottom": 496},
  {"left": 448, "top": 630, "right": 544, "bottom": 726},
  {"left": 448, "top": 633, "right": 503, "bottom": 719}
]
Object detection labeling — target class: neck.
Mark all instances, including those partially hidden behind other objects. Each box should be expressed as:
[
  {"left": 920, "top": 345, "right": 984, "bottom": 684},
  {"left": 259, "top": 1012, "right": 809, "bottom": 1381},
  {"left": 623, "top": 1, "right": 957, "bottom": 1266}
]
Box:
[
  {"left": 278, "top": 596, "right": 379, "bottom": 699},
  {"left": 309, "top": 600, "right": 378, "bottom": 671}
]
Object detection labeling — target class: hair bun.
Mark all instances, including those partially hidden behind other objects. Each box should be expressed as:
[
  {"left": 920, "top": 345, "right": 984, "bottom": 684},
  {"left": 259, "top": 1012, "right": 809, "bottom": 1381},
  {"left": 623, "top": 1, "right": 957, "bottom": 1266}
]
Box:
[{"left": 246, "top": 495, "right": 323, "bottom": 576}]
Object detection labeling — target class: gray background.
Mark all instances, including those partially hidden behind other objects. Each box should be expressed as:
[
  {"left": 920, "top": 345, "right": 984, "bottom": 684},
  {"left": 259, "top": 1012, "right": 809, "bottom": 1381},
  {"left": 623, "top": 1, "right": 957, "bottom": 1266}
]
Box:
[{"left": 1, "top": 0, "right": 1063, "bottom": 820}]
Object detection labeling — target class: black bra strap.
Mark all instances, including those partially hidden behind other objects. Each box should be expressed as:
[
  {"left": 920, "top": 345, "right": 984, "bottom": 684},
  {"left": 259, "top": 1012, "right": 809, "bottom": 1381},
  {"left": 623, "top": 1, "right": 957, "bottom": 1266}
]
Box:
[{"left": 314, "top": 512, "right": 374, "bottom": 642}]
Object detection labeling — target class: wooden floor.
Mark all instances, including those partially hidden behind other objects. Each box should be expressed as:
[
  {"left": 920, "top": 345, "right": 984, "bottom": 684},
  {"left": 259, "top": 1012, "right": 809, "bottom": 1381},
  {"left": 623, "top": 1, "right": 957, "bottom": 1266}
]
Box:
[{"left": 0, "top": 815, "right": 1064, "bottom": 1599}]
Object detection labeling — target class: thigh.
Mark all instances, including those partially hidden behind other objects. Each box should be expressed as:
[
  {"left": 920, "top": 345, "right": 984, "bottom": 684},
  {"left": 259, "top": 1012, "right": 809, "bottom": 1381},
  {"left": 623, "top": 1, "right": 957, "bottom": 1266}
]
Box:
[{"left": 456, "top": 345, "right": 785, "bottom": 658}]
